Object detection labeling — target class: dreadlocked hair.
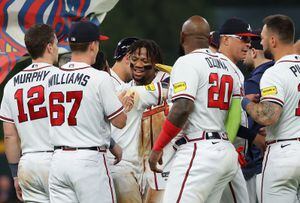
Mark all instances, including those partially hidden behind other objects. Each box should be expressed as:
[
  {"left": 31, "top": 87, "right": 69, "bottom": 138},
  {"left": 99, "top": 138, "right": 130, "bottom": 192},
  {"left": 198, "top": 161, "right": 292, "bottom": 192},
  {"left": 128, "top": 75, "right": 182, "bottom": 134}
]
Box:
[{"left": 128, "top": 39, "right": 163, "bottom": 64}]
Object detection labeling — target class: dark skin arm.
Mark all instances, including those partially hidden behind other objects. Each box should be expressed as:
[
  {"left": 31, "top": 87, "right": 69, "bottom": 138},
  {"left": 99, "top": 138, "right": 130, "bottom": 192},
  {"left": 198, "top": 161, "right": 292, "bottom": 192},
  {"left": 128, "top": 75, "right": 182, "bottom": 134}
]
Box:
[
  {"left": 245, "top": 101, "right": 282, "bottom": 126},
  {"left": 149, "top": 98, "right": 194, "bottom": 173}
]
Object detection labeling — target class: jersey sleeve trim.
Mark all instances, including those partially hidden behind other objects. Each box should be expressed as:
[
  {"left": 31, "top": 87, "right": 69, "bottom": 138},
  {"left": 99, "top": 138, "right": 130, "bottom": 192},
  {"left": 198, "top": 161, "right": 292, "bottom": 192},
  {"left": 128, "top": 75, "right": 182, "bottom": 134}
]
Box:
[
  {"left": 171, "top": 94, "right": 195, "bottom": 102},
  {"left": 260, "top": 97, "right": 284, "bottom": 107},
  {"left": 0, "top": 115, "right": 14, "bottom": 123},
  {"left": 157, "top": 82, "right": 162, "bottom": 105},
  {"left": 107, "top": 106, "right": 124, "bottom": 120}
]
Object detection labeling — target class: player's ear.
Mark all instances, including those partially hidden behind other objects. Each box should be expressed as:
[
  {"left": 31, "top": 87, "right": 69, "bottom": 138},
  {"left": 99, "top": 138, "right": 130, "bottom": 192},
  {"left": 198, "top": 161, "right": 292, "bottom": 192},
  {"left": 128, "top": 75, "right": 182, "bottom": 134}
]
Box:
[
  {"left": 251, "top": 48, "right": 257, "bottom": 58},
  {"left": 221, "top": 36, "right": 229, "bottom": 47},
  {"left": 46, "top": 42, "right": 54, "bottom": 54},
  {"left": 270, "top": 35, "right": 276, "bottom": 48}
]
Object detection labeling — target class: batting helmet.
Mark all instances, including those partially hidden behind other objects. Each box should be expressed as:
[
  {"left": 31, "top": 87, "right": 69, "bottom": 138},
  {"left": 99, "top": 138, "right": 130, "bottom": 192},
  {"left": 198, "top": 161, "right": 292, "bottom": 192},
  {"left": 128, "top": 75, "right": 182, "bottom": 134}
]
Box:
[{"left": 114, "top": 37, "right": 139, "bottom": 60}]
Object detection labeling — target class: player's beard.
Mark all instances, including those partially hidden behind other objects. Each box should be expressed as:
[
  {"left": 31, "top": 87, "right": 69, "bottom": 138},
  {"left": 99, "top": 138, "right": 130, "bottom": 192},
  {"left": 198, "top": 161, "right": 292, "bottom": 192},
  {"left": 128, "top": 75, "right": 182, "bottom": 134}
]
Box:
[
  {"left": 243, "top": 61, "right": 255, "bottom": 72},
  {"left": 263, "top": 46, "right": 274, "bottom": 60}
]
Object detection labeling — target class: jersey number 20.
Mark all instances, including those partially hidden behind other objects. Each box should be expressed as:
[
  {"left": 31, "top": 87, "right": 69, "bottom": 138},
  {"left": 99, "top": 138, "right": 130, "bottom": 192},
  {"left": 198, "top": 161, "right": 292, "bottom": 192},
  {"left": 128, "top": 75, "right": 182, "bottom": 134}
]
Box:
[{"left": 208, "top": 73, "right": 233, "bottom": 110}]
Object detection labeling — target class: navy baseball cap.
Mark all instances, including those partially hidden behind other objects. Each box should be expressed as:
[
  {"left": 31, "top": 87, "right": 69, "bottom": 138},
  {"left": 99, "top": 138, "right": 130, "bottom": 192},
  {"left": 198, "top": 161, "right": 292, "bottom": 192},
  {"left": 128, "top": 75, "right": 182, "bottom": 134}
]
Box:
[
  {"left": 250, "top": 29, "right": 263, "bottom": 50},
  {"left": 219, "top": 18, "right": 257, "bottom": 37},
  {"left": 68, "top": 21, "right": 109, "bottom": 43},
  {"left": 209, "top": 31, "right": 220, "bottom": 48},
  {"left": 114, "top": 37, "right": 139, "bottom": 60}
]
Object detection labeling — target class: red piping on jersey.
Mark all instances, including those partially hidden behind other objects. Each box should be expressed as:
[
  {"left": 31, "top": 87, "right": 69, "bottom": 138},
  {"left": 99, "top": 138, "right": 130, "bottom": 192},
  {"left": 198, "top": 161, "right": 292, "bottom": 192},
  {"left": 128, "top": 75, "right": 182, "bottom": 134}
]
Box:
[
  {"left": 157, "top": 82, "right": 162, "bottom": 106},
  {"left": 220, "top": 57, "right": 229, "bottom": 62},
  {"left": 184, "top": 131, "right": 206, "bottom": 142},
  {"left": 153, "top": 172, "right": 159, "bottom": 191},
  {"left": 176, "top": 143, "right": 197, "bottom": 203},
  {"left": 261, "top": 146, "right": 271, "bottom": 203},
  {"left": 160, "top": 72, "right": 167, "bottom": 81},
  {"left": 0, "top": 115, "right": 14, "bottom": 122},
  {"left": 103, "top": 154, "right": 115, "bottom": 203},
  {"left": 190, "top": 51, "right": 218, "bottom": 58},
  {"left": 171, "top": 94, "right": 195, "bottom": 102},
  {"left": 59, "top": 66, "right": 90, "bottom": 71},
  {"left": 277, "top": 60, "right": 300, "bottom": 64},
  {"left": 111, "top": 75, "right": 122, "bottom": 85},
  {"left": 22, "top": 65, "right": 52, "bottom": 72},
  {"left": 142, "top": 104, "right": 168, "bottom": 118},
  {"left": 233, "top": 94, "right": 241, "bottom": 97},
  {"left": 229, "top": 182, "right": 237, "bottom": 203},
  {"left": 260, "top": 97, "right": 284, "bottom": 106},
  {"left": 107, "top": 106, "right": 124, "bottom": 120}
]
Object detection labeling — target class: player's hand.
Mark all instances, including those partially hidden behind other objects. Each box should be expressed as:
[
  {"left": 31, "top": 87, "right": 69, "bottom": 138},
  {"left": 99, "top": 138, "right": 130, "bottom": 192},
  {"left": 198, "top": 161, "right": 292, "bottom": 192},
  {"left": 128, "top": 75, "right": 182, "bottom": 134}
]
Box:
[
  {"left": 245, "top": 94, "right": 260, "bottom": 103},
  {"left": 258, "top": 127, "right": 266, "bottom": 137},
  {"left": 109, "top": 143, "right": 122, "bottom": 165},
  {"left": 149, "top": 150, "right": 163, "bottom": 173},
  {"left": 13, "top": 177, "right": 23, "bottom": 202},
  {"left": 253, "top": 133, "right": 266, "bottom": 152},
  {"left": 118, "top": 91, "right": 135, "bottom": 113}
]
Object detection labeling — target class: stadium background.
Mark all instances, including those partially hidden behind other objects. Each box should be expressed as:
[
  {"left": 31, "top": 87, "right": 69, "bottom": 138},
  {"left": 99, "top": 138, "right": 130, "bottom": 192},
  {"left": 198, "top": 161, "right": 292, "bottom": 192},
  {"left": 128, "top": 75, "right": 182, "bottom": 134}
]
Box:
[{"left": 0, "top": 0, "right": 299, "bottom": 202}]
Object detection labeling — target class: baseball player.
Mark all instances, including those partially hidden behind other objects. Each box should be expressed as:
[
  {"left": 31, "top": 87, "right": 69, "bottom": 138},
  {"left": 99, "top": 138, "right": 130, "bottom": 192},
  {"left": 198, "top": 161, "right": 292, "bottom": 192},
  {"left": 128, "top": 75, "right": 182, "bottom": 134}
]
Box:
[
  {"left": 47, "top": 21, "right": 127, "bottom": 203},
  {"left": 0, "top": 24, "right": 58, "bottom": 202},
  {"left": 110, "top": 37, "right": 139, "bottom": 90},
  {"left": 242, "top": 34, "right": 274, "bottom": 203},
  {"left": 242, "top": 14, "right": 300, "bottom": 203},
  {"left": 140, "top": 69, "right": 171, "bottom": 203},
  {"left": 294, "top": 40, "right": 300, "bottom": 55},
  {"left": 107, "top": 39, "right": 167, "bottom": 203},
  {"left": 149, "top": 16, "right": 241, "bottom": 203},
  {"left": 218, "top": 17, "right": 259, "bottom": 203}
]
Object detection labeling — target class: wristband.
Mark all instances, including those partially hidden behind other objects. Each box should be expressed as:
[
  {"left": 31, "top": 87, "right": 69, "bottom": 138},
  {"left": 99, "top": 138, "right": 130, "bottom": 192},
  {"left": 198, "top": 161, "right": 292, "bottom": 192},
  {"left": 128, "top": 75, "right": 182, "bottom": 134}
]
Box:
[
  {"left": 8, "top": 163, "right": 18, "bottom": 178},
  {"left": 241, "top": 98, "right": 251, "bottom": 111},
  {"left": 109, "top": 138, "right": 116, "bottom": 149},
  {"left": 153, "top": 118, "right": 182, "bottom": 151}
]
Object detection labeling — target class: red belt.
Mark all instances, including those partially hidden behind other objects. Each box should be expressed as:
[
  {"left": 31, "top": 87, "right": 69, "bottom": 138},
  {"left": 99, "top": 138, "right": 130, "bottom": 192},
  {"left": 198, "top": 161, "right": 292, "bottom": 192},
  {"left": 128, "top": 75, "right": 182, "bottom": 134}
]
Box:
[{"left": 266, "top": 137, "right": 300, "bottom": 146}]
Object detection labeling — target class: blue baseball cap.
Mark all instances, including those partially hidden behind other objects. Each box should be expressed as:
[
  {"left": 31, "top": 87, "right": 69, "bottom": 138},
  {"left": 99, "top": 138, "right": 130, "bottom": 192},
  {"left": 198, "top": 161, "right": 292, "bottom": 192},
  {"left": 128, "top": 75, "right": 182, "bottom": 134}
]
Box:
[
  {"left": 114, "top": 37, "right": 139, "bottom": 60},
  {"left": 219, "top": 18, "right": 257, "bottom": 37},
  {"left": 68, "top": 21, "right": 109, "bottom": 43}
]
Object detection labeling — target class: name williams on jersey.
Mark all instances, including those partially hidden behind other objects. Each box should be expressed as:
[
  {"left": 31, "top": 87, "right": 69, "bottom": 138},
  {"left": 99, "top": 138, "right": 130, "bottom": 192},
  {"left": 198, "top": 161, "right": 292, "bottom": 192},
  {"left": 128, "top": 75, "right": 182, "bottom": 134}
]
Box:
[{"left": 48, "top": 72, "right": 90, "bottom": 87}]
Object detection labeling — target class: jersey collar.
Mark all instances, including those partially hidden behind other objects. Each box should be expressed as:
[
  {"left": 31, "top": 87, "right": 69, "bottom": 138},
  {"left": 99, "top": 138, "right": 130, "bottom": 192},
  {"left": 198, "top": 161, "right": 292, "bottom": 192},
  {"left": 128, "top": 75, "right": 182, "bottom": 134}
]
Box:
[
  {"left": 61, "top": 62, "right": 90, "bottom": 71},
  {"left": 275, "top": 54, "right": 300, "bottom": 65},
  {"left": 23, "top": 62, "right": 52, "bottom": 71}
]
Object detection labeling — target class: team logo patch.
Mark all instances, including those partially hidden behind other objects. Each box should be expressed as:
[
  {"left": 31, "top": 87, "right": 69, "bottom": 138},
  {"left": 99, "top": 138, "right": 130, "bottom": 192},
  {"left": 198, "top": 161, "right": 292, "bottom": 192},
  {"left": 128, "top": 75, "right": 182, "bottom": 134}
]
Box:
[
  {"left": 173, "top": 82, "right": 187, "bottom": 93},
  {"left": 261, "top": 86, "right": 277, "bottom": 96},
  {"left": 145, "top": 83, "right": 156, "bottom": 91}
]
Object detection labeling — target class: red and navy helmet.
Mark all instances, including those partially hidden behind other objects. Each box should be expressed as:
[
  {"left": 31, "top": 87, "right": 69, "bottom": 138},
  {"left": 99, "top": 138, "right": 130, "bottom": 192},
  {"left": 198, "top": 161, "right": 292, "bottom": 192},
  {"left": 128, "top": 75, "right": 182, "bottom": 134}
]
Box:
[{"left": 114, "top": 37, "right": 139, "bottom": 60}]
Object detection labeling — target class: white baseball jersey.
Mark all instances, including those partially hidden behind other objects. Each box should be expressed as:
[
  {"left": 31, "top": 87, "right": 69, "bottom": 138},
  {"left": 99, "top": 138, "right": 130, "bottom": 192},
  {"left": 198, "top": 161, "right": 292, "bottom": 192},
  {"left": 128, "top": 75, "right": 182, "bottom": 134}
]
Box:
[
  {"left": 164, "top": 49, "right": 240, "bottom": 203},
  {"left": 46, "top": 62, "right": 123, "bottom": 147},
  {"left": 169, "top": 49, "right": 241, "bottom": 135},
  {"left": 218, "top": 53, "right": 248, "bottom": 128},
  {"left": 108, "top": 81, "right": 165, "bottom": 170},
  {"left": 0, "top": 63, "right": 54, "bottom": 153},
  {"left": 260, "top": 54, "right": 300, "bottom": 141},
  {"left": 110, "top": 69, "right": 128, "bottom": 92}
]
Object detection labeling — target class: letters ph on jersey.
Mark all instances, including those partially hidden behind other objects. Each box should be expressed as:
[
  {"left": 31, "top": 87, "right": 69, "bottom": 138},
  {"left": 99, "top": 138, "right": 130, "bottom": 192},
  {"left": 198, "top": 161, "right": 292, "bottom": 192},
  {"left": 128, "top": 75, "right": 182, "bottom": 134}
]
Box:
[{"left": 290, "top": 64, "right": 300, "bottom": 77}]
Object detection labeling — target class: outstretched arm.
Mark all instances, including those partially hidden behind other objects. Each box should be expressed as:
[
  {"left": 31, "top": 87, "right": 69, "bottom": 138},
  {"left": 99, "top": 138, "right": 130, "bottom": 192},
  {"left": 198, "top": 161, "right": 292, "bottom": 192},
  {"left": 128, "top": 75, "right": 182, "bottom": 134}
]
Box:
[
  {"left": 149, "top": 98, "right": 194, "bottom": 172},
  {"left": 243, "top": 100, "right": 282, "bottom": 126},
  {"left": 225, "top": 98, "right": 241, "bottom": 142}
]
